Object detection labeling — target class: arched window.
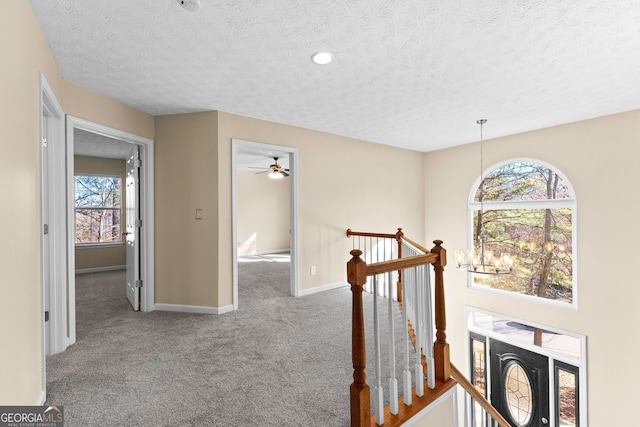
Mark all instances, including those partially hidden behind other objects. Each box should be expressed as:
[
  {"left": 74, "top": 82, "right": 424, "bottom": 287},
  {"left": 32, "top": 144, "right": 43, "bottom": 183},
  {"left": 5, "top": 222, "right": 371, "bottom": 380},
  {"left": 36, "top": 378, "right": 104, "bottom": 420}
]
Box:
[{"left": 466, "top": 160, "right": 576, "bottom": 304}]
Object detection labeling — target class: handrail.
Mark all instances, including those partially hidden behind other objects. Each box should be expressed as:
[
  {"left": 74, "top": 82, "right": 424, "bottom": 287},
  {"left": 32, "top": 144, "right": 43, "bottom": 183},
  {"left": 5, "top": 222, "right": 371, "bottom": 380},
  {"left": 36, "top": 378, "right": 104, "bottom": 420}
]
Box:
[
  {"left": 347, "top": 230, "right": 450, "bottom": 426},
  {"left": 450, "top": 363, "right": 511, "bottom": 427},
  {"left": 365, "top": 254, "right": 437, "bottom": 276},
  {"left": 348, "top": 228, "right": 505, "bottom": 426},
  {"left": 400, "top": 235, "right": 430, "bottom": 254},
  {"left": 346, "top": 228, "right": 399, "bottom": 240}
]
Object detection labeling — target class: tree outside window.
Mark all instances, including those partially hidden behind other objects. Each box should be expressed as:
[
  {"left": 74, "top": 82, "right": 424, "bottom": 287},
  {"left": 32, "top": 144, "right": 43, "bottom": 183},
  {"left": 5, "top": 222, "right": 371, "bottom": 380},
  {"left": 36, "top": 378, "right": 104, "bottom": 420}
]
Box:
[
  {"left": 75, "top": 175, "right": 122, "bottom": 244},
  {"left": 469, "top": 161, "right": 575, "bottom": 303}
]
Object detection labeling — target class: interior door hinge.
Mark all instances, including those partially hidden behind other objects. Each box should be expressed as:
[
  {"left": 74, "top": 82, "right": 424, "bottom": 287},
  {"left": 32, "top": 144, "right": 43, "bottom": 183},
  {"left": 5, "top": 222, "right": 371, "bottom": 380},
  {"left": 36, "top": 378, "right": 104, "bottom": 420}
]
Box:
[
  {"left": 134, "top": 159, "right": 142, "bottom": 168},
  {"left": 135, "top": 219, "right": 142, "bottom": 228},
  {"left": 135, "top": 279, "right": 143, "bottom": 288},
  {"left": 43, "top": 224, "right": 49, "bottom": 235},
  {"left": 42, "top": 137, "right": 48, "bottom": 147},
  {"left": 44, "top": 311, "right": 49, "bottom": 322}
]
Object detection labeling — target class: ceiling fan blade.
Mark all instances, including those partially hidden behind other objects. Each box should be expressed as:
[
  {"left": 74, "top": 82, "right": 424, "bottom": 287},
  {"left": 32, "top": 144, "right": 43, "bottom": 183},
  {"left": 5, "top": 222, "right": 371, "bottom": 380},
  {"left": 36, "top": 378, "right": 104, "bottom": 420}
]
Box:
[{"left": 281, "top": 171, "right": 289, "bottom": 177}]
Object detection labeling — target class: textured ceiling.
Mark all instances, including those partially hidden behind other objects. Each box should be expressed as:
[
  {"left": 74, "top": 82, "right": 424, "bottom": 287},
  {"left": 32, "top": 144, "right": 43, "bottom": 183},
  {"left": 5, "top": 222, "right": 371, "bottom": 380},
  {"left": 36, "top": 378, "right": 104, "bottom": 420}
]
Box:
[
  {"left": 74, "top": 128, "right": 133, "bottom": 159},
  {"left": 30, "top": 0, "right": 640, "bottom": 152}
]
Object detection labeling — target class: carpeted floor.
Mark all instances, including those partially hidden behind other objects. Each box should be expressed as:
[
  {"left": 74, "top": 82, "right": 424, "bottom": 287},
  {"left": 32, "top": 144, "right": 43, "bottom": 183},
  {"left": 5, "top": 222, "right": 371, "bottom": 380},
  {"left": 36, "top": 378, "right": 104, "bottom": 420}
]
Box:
[{"left": 45, "top": 259, "right": 412, "bottom": 426}]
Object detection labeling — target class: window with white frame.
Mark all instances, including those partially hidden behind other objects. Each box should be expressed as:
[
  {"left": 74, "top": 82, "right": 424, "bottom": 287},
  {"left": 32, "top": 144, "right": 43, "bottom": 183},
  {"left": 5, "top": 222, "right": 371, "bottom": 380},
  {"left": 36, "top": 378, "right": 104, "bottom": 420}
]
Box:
[
  {"left": 467, "top": 160, "right": 576, "bottom": 303},
  {"left": 75, "top": 175, "right": 122, "bottom": 245}
]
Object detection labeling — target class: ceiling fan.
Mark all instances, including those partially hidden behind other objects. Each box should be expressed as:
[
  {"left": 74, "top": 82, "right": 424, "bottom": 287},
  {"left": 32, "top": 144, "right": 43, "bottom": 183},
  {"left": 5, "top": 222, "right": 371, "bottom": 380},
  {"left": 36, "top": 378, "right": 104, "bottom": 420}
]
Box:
[{"left": 253, "top": 157, "right": 289, "bottom": 180}]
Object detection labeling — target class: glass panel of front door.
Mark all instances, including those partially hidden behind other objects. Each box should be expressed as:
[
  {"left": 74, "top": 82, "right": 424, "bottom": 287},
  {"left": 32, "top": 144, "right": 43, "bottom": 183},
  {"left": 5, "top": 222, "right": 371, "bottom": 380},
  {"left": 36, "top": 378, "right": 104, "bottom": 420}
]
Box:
[{"left": 555, "top": 361, "right": 579, "bottom": 427}]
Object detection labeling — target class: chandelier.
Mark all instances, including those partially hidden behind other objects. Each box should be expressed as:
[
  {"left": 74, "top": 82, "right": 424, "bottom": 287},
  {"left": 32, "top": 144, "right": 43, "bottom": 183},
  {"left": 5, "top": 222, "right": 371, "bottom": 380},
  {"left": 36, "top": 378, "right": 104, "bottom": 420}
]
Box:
[{"left": 456, "top": 119, "right": 513, "bottom": 275}]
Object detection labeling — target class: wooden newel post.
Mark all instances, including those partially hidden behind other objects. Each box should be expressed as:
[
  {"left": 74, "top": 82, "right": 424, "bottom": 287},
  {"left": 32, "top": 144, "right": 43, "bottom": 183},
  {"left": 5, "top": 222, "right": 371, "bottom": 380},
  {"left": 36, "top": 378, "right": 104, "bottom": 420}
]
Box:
[
  {"left": 395, "top": 228, "right": 404, "bottom": 303},
  {"left": 431, "top": 239, "right": 450, "bottom": 383},
  {"left": 347, "top": 250, "right": 370, "bottom": 427}
]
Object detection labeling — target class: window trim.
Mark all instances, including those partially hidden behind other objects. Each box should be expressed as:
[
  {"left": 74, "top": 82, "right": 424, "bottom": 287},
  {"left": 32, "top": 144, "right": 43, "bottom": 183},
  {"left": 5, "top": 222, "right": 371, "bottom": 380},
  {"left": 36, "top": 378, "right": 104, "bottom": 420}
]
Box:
[
  {"left": 554, "top": 360, "right": 580, "bottom": 427},
  {"left": 465, "top": 157, "right": 578, "bottom": 309},
  {"left": 74, "top": 173, "right": 123, "bottom": 246}
]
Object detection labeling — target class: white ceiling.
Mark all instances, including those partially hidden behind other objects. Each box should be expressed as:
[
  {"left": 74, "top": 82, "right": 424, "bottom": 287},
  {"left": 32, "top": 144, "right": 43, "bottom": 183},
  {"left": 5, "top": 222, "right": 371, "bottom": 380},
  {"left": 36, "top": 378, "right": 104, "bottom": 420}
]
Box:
[
  {"left": 30, "top": 0, "right": 640, "bottom": 152},
  {"left": 74, "top": 128, "right": 134, "bottom": 159}
]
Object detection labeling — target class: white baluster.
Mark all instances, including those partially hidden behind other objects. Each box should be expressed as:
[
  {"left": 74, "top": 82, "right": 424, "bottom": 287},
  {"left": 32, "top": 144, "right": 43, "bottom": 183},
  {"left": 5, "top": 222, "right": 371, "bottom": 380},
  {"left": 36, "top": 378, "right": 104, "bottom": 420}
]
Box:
[
  {"left": 401, "top": 266, "right": 412, "bottom": 406},
  {"left": 372, "top": 275, "right": 384, "bottom": 425},
  {"left": 387, "top": 272, "right": 399, "bottom": 414},
  {"left": 424, "top": 264, "right": 435, "bottom": 389},
  {"left": 413, "top": 267, "right": 424, "bottom": 397}
]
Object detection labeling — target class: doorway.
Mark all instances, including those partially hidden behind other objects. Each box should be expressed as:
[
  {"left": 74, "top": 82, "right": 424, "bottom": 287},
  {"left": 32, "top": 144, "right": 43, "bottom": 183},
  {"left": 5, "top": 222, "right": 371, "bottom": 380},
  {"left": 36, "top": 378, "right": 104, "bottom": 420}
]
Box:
[
  {"left": 40, "top": 74, "right": 66, "bottom": 363},
  {"left": 466, "top": 308, "right": 586, "bottom": 427},
  {"left": 64, "top": 116, "right": 155, "bottom": 347},
  {"left": 231, "top": 139, "right": 299, "bottom": 310}
]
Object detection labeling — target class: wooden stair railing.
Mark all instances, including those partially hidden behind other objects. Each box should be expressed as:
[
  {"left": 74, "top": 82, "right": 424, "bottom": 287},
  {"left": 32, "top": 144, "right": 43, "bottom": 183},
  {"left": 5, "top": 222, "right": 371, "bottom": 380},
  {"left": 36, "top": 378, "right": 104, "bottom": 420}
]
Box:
[
  {"left": 450, "top": 364, "right": 511, "bottom": 427},
  {"left": 346, "top": 228, "right": 405, "bottom": 301},
  {"left": 347, "top": 231, "right": 451, "bottom": 426},
  {"left": 348, "top": 228, "right": 507, "bottom": 427}
]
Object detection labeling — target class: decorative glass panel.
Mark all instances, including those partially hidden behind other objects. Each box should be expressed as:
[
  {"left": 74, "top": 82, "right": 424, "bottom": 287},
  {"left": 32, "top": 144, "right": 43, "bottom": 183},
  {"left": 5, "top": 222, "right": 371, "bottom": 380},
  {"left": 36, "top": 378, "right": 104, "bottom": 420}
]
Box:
[{"left": 504, "top": 363, "right": 533, "bottom": 426}]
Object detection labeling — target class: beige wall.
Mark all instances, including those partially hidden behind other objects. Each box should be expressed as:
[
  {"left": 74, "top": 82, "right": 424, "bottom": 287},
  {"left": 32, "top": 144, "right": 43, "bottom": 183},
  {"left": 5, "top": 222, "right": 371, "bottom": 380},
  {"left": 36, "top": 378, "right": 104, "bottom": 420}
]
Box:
[
  {"left": 74, "top": 156, "right": 127, "bottom": 271},
  {"left": 0, "top": 1, "right": 63, "bottom": 405},
  {"left": 410, "top": 393, "right": 456, "bottom": 427},
  {"left": 0, "top": 2, "right": 154, "bottom": 404},
  {"left": 63, "top": 81, "right": 154, "bottom": 139},
  {"left": 153, "top": 110, "right": 425, "bottom": 308},
  {"left": 236, "top": 169, "right": 290, "bottom": 254},
  {"left": 217, "top": 111, "right": 425, "bottom": 304},
  {"left": 154, "top": 112, "right": 219, "bottom": 307},
  {"left": 424, "top": 109, "right": 640, "bottom": 426}
]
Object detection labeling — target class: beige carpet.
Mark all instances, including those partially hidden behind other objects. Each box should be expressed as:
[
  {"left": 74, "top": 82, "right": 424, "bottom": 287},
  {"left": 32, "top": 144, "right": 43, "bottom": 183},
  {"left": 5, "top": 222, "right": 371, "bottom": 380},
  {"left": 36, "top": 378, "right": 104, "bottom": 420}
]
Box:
[{"left": 45, "top": 260, "right": 411, "bottom": 426}]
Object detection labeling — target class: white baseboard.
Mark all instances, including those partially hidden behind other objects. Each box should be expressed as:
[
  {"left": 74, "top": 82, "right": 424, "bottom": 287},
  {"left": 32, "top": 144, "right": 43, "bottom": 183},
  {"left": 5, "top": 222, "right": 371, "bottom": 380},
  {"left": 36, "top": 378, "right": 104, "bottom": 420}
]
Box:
[
  {"left": 297, "top": 281, "right": 348, "bottom": 297},
  {"left": 76, "top": 265, "right": 126, "bottom": 274},
  {"left": 256, "top": 249, "right": 290, "bottom": 255},
  {"left": 154, "top": 303, "right": 234, "bottom": 315}
]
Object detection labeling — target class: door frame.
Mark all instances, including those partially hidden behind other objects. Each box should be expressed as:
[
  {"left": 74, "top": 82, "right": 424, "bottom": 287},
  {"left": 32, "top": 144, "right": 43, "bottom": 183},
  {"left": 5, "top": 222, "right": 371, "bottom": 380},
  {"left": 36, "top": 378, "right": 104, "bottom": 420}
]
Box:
[
  {"left": 39, "top": 74, "right": 65, "bottom": 401},
  {"left": 66, "top": 116, "right": 156, "bottom": 345},
  {"left": 231, "top": 138, "right": 299, "bottom": 310}
]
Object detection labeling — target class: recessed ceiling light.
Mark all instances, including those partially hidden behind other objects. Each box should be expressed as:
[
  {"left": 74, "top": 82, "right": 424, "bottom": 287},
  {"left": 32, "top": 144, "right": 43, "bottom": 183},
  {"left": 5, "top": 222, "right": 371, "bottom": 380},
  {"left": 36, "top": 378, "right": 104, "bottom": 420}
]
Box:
[{"left": 311, "top": 52, "right": 333, "bottom": 65}]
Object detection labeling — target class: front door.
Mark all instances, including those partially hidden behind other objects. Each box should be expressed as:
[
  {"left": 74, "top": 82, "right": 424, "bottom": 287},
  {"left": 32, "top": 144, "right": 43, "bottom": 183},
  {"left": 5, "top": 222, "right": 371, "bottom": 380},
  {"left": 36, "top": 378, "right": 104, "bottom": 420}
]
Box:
[
  {"left": 490, "top": 339, "right": 550, "bottom": 427},
  {"left": 125, "top": 146, "right": 141, "bottom": 311}
]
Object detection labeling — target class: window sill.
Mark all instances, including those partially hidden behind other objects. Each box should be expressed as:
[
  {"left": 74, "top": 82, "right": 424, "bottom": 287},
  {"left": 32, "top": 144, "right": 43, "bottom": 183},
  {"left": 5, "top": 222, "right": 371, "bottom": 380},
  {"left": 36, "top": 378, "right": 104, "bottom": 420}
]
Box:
[{"left": 75, "top": 242, "right": 123, "bottom": 249}]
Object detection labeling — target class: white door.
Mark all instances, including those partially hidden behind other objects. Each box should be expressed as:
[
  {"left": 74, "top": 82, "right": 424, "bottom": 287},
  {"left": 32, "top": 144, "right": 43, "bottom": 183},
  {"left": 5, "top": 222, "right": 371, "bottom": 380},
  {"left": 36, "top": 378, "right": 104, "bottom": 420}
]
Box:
[
  {"left": 41, "top": 119, "right": 51, "bottom": 353},
  {"left": 125, "top": 146, "right": 141, "bottom": 311}
]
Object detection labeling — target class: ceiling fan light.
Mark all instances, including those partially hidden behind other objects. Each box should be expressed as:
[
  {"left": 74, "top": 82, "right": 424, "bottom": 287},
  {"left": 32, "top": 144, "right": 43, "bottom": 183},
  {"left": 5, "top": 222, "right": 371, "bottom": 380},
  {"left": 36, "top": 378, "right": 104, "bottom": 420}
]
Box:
[{"left": 268, "top": 171, "right": 284, "bottom": 180}]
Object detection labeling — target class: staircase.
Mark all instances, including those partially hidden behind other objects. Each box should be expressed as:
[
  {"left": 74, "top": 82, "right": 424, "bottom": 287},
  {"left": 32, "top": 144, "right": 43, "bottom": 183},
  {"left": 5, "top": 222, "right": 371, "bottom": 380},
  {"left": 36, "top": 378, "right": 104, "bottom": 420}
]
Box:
[{"left": 346, "top": 228, "right": 510, "bottom": 426}]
